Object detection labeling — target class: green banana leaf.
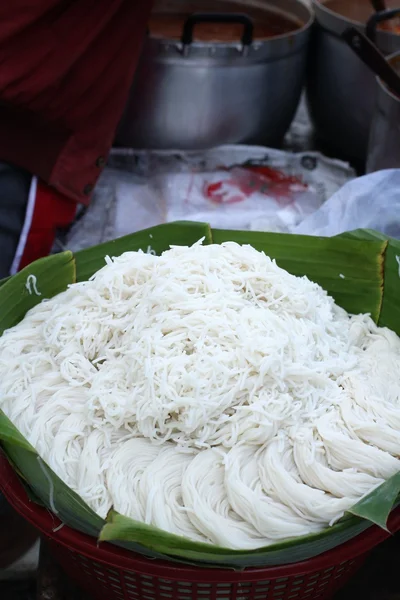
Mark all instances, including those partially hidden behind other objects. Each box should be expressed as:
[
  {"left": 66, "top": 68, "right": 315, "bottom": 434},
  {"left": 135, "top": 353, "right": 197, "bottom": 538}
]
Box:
[
  {"left": 338, "top": 229, "right": 400, "bottom": 333},
  {"left": 0, "top": 251, "right": 76, "bottom": 335},
  {"left": 0, "top": 222, "right": 399, "bottom": 569}
]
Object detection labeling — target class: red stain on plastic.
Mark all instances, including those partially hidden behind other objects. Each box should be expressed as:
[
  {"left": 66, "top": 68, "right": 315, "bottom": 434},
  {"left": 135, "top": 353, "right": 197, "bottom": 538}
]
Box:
[{"left": 204, "top": 166, "right": 308, "bottom": 205}]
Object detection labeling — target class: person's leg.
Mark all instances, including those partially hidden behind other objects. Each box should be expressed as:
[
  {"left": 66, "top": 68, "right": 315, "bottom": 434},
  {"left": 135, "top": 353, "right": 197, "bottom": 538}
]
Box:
[{"left": 0, "top": 162, "right": 31, "bottom": 278}]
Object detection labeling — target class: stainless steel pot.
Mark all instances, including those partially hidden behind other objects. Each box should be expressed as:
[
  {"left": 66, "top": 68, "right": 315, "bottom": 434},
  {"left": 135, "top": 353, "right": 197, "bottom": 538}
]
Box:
[
  {"left": 307, "top": 0, "right": 400, "bottom": 164},
  {"left": 367, "top": 52, "right": 400, "bottom": 172},
  {"left": 114, "top": 0, "right": 313, "bottom": 150}
]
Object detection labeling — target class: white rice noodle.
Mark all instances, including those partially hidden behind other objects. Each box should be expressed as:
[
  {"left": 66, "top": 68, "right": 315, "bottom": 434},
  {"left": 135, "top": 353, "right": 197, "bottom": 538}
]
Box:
[
  {"left": 106, "top": 437, "right": 161, "bottom": 522},
  {"left": 258, "top": 438, "right": 358, "bottom": 524},
  {"left": 139, "top": 445, "right": 208, "bottom": 542},
  {"left": 224, "top": 444, "right": 323, "bottom": 538},
  {"left": 182, "top": 448, "right": 271, "bottom": 549},
  {"left": 316, "top": 413, "right": 400, "bottom": 479},
  {"left": 292, "top": 426, "right": 384, "bottom": 498},
  {"left": 75, "top": 429, "right": 113, "bottom": 518}
]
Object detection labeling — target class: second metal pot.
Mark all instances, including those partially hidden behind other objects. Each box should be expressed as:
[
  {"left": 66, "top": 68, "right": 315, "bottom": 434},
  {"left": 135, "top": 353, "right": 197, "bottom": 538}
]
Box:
[
  {"left": 115, "top": 0, "right": 313, "bottom": 150},
  {"left": 307, "top": 0, "right": 400, "bottom": 164},
  {"left": 366, "top": 51, "right": 400, "bottom": 172}
]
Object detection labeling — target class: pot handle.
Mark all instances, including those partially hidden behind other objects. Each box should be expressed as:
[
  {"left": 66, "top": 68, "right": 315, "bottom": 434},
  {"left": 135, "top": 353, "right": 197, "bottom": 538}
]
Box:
[
  {"left": 366, "top": 8, "right": 400, "bottom": 42},
  {"left": 342, "top": 26, "right": 400, "bottom": 97},
  {"left": 181, "top": 13, "right": 254, "bottom": 48}
]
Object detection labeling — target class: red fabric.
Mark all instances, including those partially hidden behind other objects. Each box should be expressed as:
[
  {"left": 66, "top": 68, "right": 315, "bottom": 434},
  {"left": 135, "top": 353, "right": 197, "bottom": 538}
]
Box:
[
  {"left": 18, "top": 181, "right": 76, "bottom": 271},
  {"left": 0, "top": 0, "right": 152, "bottom": 205}
]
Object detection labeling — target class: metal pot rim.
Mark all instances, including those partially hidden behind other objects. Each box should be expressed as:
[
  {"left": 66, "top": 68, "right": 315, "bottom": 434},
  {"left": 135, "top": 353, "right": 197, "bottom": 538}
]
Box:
[
  {"left": 377, "top": 50, "right": 400, "bottom": 101},
  {"left": 147, "top": 0, "right": 314, "bottom": 59},
  {"left": 313, "top": 0, "right": 400, "bottom": 42}
]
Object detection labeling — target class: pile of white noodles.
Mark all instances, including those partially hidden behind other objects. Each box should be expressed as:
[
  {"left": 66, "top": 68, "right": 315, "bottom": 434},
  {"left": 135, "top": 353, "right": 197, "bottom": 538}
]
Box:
[{"left": 0, "top": 241, "right": 399, "bottom": 550}]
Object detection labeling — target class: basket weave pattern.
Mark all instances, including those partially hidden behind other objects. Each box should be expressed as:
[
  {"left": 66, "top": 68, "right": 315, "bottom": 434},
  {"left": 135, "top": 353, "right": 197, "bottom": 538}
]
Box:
[{"left": 50, "top": 541, "right": 365, "bottom": 600}]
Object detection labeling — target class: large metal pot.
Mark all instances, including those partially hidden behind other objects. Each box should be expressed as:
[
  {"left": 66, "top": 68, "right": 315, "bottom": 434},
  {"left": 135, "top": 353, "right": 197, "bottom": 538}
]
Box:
[
  {"left": 307, "top": 0, "right": 400, "bottom": 164},
  {"left": 115, "top": 0, "right": 313, "bottom": 150},
  {"left": 366, "top": 51, "right": 400, "bottom": 172}
]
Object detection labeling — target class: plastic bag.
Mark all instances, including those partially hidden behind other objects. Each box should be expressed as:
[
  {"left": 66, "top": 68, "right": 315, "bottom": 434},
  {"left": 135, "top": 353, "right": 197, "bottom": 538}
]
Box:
[
  {"left": 63, "top": 146, "right": 355, "bottom": 252},
  {"left": 152, "top": 166, "right": 323, "bottom": 233},
  {"left": 294, "top": 169, "right": 400, "bottom": 239}
]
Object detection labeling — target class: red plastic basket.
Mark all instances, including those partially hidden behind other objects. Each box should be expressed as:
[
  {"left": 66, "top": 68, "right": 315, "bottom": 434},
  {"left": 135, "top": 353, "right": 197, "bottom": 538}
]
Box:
[{"left": 1, "top": 453, "right": 399, "bottom": 600}]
